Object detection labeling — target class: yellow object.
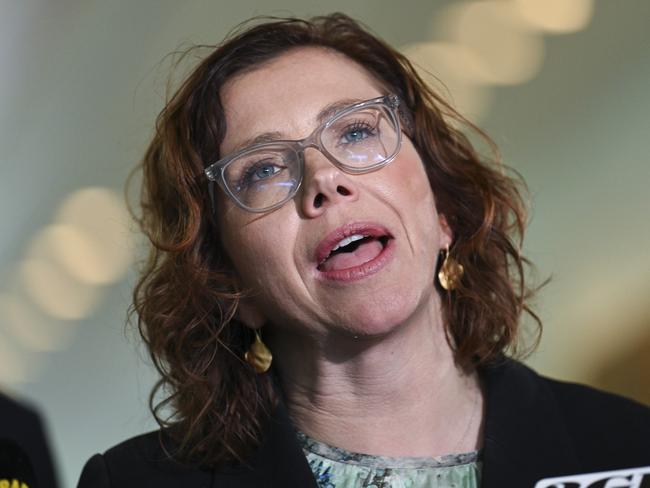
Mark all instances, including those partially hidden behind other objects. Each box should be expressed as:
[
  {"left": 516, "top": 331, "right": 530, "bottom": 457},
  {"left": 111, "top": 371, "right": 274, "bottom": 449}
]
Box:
[
  {"left": 438, "top": 247, "right": 464, "bottom": 290},
  {"left": 245, "top": 330, "right": 273, "bottom": 373},
  {"left": 0, "top": 479, "right": 29, "bottom": 488}
]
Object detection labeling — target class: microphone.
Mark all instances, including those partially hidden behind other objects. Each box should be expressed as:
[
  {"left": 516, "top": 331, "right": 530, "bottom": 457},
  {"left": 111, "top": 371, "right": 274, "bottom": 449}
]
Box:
[{"left": 0, "top": 438, "right": 38, "bottom": 488}]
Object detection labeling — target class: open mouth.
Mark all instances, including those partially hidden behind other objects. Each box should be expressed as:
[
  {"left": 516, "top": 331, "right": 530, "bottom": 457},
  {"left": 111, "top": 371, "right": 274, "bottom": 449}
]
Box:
[{"left": 316, "top": 230, "right": 392, "bottom": 273}]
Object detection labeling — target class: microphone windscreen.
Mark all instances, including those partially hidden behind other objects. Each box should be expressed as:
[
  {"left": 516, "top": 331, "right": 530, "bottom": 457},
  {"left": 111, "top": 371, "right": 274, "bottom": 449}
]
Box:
[{"left": 0, "top": 438, "right": 37, "bottom": 487}]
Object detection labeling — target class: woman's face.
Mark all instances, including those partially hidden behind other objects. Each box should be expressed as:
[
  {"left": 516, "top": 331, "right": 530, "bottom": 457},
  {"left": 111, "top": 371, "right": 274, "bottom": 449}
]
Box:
[{"left": 218, "top": 47, "right": 451, "bottom": 338}]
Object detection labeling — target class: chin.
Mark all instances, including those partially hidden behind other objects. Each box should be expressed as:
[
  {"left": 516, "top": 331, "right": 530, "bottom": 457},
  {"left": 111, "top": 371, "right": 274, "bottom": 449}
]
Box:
[{"left": 339, "top": 289, "right": 427, "bottom": 337}]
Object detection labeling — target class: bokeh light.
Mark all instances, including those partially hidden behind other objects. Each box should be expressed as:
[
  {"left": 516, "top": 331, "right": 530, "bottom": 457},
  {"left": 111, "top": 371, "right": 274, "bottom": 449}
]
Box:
[
  {"left": 0, "top": 185, "right": 134, "bottom": 386},
  {"left": 41, "top": 223, "right": 118, "bottom": 285},
  {"left": 515, "top": 0, "right": 595, "bottom": 34},
  {"left": 0, "top": 329, "right": 31, "bottom": 385},
  {"left": 55, "top": 187, "right": 133, "bottom": 284},
  {"left": 401, "top": 41, "right": 494, "bottom": 121},
  {"left": 436, "top": 1, "right": 546, "bottom": 85},
  {"left": 19, "top": 257, "right": 101, "bottom": 320},
  {"left": 0, "top": 291, "right": 74, "bottom": 351}
]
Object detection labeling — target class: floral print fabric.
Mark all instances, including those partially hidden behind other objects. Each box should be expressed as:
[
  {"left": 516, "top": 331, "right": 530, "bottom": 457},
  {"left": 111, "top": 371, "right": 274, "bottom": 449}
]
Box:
[{"left": 298, "top": 432, "right": 481, "bottom": 488}]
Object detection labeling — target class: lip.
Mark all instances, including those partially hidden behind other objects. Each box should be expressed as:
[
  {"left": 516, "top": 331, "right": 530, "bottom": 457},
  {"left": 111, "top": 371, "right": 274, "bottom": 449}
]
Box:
[{"left": 313, "top": 222, "right": 395, "bottom": 282}]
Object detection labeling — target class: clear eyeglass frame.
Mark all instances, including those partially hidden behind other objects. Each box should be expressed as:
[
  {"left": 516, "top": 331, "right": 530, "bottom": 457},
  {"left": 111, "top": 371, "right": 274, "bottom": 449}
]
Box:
[{"left": 204, "top": 94, "right": 402, "bottom": 213}]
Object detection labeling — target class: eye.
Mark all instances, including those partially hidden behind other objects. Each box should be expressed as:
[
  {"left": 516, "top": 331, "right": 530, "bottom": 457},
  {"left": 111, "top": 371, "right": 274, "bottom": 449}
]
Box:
[
  {"left": 339, "top": 121, "right": 376, "bottom": 145},
  {"left": 236, "top": 159, "right": 286, "bottom": 191},
  {"left": 251, "top": 163, "right": 280, "bottom": 180}
]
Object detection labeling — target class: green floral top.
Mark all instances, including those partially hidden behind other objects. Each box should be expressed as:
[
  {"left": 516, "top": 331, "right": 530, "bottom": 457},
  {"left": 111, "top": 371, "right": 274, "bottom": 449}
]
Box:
[{"left": 298, "top": 432, "right": 481, "bottom": 488}]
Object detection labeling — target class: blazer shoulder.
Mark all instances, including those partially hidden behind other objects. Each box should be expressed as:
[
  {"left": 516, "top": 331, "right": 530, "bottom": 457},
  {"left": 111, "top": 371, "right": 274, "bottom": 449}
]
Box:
[
  {"left": 542, "top": 376, "right": 650, "bottom": 435},
  {"left": 542, "top": 373, "right": 650, "bottom": 468},
  {"left": 78, "top": 431, "right": 213, "bottom": 488},
  {"left": 102, "top": 430, "right": 173, "bottom": 466},
  {"left": 480, "top": 358, "right": 650, "bottom": 480},
  {"left": 483, "top": 358, "right": 650, "bottom": 425}
]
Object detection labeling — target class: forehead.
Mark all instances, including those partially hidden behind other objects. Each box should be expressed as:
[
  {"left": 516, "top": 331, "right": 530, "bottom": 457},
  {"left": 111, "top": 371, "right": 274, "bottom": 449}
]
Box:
[{"left": 219, "top": 47, "right": 385, "bottom": 154}]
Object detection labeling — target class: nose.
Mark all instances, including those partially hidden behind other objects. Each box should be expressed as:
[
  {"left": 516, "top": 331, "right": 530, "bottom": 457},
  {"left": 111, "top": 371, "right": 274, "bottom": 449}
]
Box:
[{"left": 299, "top": 148, "right": 359, "bottom": 217}]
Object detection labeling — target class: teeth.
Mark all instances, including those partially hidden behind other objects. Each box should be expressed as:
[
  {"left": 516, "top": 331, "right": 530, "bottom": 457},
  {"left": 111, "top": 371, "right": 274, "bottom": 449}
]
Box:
[{"left": 331, "top": 234, "right": 366, "bottom": 252}]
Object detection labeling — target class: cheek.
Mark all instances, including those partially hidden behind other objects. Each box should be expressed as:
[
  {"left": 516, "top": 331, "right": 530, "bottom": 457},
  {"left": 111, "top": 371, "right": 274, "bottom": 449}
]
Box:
[
  {"left": 227, "top": 230, "right": 278, "bottom": 286},
  {"left": 401, "top": 148, "right": 435, "bottom": 199},
  {"left": 383, "top": 145, "right": 437, "bottom": 214},
  {"left": 385, "top": 147, "right": 442, "bottom": 257},
  {"left": 219, "top": 208, "right": 298, "bottom": 290}
]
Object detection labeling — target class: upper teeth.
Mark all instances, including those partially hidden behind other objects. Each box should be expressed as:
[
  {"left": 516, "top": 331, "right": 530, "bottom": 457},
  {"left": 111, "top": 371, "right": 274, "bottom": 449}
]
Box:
[{"left": 331, "top": 234, "right": 366, "bottom": 252}]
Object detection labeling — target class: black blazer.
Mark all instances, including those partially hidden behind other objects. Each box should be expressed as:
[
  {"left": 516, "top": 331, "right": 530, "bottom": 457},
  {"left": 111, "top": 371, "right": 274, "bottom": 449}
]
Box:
[{"left": 77, "top": 360, "right": 650, "bottom": 487}]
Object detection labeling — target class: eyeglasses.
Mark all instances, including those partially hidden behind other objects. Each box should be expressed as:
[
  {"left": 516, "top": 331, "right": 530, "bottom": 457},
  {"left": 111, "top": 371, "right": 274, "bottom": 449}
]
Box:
[{"left": 205, "top": 94, "right": 402, "bottom": 213}]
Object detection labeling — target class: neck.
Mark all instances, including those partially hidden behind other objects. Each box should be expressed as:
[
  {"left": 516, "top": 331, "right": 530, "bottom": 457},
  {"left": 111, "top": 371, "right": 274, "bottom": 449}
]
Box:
[{"left": 268, "top": 292, "right": 484, "bottom": 458}]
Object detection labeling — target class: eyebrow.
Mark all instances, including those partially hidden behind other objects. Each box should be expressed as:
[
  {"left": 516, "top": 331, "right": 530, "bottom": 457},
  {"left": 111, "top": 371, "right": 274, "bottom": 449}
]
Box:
[{"left": 229, "top": 98, "right": 365, "bottom": 154}]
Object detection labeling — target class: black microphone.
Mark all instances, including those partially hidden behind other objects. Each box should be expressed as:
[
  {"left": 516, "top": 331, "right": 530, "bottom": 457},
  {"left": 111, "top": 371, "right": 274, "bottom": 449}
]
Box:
[
  {"left": 0, "top": 437, "right": 38, "bottom": 487},
  {"left": 0, "top": 392, "right": 59, "bottom": 488}
]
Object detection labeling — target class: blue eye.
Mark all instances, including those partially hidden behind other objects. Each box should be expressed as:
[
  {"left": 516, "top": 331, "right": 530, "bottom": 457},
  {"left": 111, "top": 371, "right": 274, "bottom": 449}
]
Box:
[
  {"left": 340, "top": 122, "right": 376, "bottom": 144},
  {"left": 235, "top": 159, "right": 285, "bottom": 193},
  {"left": 344, "top": 129, "right": 367, "bottom": 142},
  {"left": 253, "top": 164, "right": 279, "bottom": 180},
  {"left": 244, "top": 162, "right": 282, "bottom": 185}
]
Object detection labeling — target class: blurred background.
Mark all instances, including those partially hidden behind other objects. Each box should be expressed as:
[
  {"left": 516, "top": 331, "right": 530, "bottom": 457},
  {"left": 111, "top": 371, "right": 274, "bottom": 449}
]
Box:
[{"left": 1, "top": 0, "right": 648, "bottom": 485}]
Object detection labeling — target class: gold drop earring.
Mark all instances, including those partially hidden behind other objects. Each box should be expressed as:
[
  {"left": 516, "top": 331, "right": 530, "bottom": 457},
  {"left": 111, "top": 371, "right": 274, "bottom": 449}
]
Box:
[
  {"left": 438, "top": 246, "right": 464, "bottom": 290},
  {"left": 245, "top": 329, "right": 273, "bottom": 374}
]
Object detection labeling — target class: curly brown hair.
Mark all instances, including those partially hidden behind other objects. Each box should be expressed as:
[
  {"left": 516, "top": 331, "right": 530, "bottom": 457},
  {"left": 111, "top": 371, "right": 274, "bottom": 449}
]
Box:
[{"left": 131, "top": 12, "right": 541, "bottom": 468}]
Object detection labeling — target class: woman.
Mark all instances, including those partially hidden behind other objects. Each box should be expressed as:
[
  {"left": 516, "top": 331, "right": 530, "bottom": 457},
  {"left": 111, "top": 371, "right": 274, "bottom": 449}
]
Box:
[{"left": 78, "top": 13, "right": 650, "bottom": 488}]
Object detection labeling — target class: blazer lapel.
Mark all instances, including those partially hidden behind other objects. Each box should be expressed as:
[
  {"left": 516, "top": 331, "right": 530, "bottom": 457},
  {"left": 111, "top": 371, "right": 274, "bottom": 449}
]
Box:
[
  {"left": 480, "top": 359, "right": 582, "bottom": 488},
  {"left": 211, "top": 402, "right": 318, "bottom": 488}
]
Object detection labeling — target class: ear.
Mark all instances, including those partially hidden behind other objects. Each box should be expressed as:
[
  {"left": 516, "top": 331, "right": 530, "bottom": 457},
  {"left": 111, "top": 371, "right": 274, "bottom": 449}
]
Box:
[
  {"left": 237, "top": 296, "right": 267, "bottom": 331},
  {"left": 437, "top": 213, "right": 454, "bottom": 249}
]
